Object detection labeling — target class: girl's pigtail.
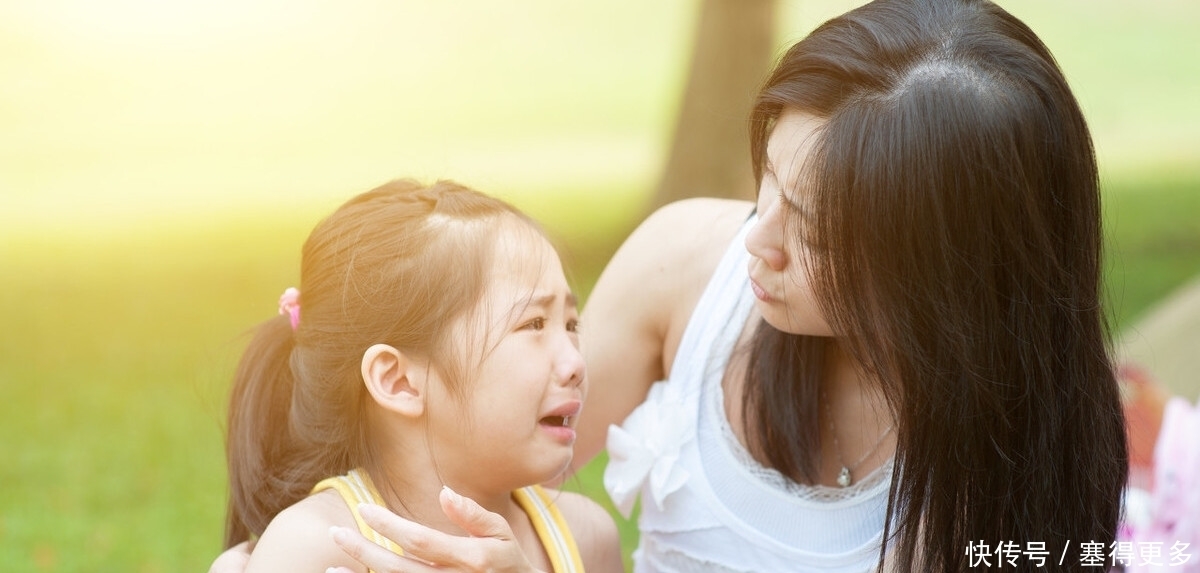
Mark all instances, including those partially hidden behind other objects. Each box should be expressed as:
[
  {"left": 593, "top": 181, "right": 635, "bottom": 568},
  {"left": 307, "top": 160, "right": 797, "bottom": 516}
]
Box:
[{"left": 224, "top": 314, "right": 299, "bottom": 547}]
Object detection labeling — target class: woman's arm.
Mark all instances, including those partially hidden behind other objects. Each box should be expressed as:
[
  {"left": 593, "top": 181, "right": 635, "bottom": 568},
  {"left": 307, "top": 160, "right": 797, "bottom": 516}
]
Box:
[{"left": 573, "top": 197, "right": 755, "bottom": 469}]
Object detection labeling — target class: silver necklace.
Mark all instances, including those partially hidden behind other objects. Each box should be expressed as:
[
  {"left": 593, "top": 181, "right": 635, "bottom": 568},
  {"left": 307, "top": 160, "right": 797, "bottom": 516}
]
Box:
[{"left": 823, "top": 391, "right": 894, "bottom": 488}]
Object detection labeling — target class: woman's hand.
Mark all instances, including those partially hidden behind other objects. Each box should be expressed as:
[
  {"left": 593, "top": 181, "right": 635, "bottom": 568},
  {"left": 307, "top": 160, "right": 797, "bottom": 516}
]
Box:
[
  {"left": 328, "top": 486, "right": 545, "bottom": 573},
  {"left": 208, "top": 540, "right": 255, "bottom": 573}
]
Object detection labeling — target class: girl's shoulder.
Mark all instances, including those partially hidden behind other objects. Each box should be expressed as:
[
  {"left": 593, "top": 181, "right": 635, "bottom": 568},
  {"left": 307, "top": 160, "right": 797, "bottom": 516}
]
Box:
[
  {"left": 244, "top": 490, "right": 364, "bottom": 573},
  {"left": 546, "top": 489, "right": 624, "bottom": 572}
]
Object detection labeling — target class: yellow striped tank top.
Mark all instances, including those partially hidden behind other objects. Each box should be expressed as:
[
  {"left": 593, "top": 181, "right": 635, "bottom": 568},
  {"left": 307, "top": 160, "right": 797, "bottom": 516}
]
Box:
[{"left": 311, "top": 468, "right": 586, "bottom": 573}]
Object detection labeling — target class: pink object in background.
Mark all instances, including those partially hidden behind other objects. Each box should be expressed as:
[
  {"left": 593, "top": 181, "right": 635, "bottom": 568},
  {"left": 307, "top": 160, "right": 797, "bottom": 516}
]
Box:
[{"left": 1120, "top": 394, "right": 1200, "bottom": 572}]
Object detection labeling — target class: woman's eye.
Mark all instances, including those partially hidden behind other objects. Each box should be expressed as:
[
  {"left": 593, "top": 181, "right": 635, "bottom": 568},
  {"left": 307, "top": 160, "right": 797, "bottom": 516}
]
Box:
[
  {"left": 523, "top": 317, "right": 546, "bottom": 331},
  {"left": 567, "top": 319, "right": 581, "bottom": 333}
]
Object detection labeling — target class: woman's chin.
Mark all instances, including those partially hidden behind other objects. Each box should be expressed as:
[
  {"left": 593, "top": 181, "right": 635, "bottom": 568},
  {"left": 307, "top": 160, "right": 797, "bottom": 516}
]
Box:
[
  {"left": 753, "top": 302, "right": 795, "bottom": 333},
  {"left": 755, "top": 303, "right": 834, "bottom": 337}
]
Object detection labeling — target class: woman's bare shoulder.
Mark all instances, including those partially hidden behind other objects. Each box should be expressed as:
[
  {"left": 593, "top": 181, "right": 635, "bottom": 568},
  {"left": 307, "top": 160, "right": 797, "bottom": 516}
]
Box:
[
  {"left": 600, "top": 197, "right": 753, "bottom": 316},
  {"left": 244, "top": 490, "right": 363, "bottom": 573},
  {"left": 626, "top": 197, "right": 754, "bottom": 275},
  {"left": 628, "top": 198, "right": 754, "bottom": 364}
]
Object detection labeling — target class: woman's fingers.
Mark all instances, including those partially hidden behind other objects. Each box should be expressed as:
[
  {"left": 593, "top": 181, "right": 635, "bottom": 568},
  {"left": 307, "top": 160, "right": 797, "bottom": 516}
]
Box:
[
  {"left": 329, "top": 525, "right": 440, "bottom": 573},
  {"left": 346, "top": 497, "right": 540, "bottom": 573},
  {"left": 355, "top": 503, "right": 486, "bottom": 566},
  {"left": 439, "top": 486, "right": 513, "bottom": 539}
]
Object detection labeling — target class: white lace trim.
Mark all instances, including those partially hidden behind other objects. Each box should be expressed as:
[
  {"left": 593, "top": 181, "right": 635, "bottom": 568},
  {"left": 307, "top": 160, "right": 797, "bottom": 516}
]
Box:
[
  {"left": 715, "top": 385, "right": 894, "bottom": 503},
  {"left": 637, "top": 538, "right": 756, "bottom": 573}
]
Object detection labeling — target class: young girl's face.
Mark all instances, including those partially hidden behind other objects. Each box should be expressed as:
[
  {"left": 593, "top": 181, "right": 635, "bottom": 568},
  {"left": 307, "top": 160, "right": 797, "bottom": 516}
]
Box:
[
  {"left": 427, "top": 223, "right": 586, "bottom": 493},
  {"left": 745, "top": 110, "right": 834, "bottom": 337}
]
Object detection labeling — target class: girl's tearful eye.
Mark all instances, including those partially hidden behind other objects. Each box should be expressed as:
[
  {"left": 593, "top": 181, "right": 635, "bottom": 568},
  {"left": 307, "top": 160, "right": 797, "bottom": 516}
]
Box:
[
  {"left": 522, "top": 317, "right": 546, "bottom": 331},
  {"left": 567, "top": 319, "right": 581, "bottom": 334}
]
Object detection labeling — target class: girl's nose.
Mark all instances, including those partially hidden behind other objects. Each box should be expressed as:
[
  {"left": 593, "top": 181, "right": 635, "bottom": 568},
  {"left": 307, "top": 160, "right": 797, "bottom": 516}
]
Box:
[{"left": 556, "top": 338, "right": 586, "bottom": 388}]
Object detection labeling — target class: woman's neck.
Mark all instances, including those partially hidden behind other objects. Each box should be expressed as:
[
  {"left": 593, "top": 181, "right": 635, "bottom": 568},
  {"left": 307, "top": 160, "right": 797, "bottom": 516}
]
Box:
[
  {"left": 819, "top": 339, "right": 896, "bottom": 485},
  {"left": 821, "top": 340, "right": 876, "bottom": 396}
]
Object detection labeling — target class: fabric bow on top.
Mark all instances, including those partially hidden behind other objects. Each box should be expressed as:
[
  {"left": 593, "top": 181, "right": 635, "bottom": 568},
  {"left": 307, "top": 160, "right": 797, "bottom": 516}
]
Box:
[{"left": 603, "top": 379, "right": 694, "bottom": 517}]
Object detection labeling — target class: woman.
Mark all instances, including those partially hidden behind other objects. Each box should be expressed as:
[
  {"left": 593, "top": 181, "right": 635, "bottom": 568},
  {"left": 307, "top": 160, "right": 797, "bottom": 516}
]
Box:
[{"left": 212, "top": 0, "right": 1126, "bottom": 570}]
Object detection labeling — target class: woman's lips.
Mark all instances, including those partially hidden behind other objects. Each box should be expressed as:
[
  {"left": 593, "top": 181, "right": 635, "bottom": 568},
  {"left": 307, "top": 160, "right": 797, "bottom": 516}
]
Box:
[{"left": 750, "top": 278, "right": 773, "bottom": 302}]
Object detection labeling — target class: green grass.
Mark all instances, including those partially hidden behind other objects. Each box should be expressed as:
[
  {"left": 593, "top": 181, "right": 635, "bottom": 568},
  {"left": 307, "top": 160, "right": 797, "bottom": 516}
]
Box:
[
  {"left": 1103, "top": 172, "right": 1200, "bottom": 330},
  {"left": 0, "top": 219, "right": 304, "bottom": 571}
]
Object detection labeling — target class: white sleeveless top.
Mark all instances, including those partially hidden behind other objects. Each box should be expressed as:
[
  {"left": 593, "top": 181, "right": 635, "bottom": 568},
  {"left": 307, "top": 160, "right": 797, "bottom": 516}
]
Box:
[{"left": 604, "top": 217, "right": 892, "bottom": 573}]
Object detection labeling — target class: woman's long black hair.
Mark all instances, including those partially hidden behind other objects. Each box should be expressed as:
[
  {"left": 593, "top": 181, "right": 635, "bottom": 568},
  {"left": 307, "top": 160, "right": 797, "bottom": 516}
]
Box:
[{"left": 741, "top": 0, "right": 1127, "bottom": 570}]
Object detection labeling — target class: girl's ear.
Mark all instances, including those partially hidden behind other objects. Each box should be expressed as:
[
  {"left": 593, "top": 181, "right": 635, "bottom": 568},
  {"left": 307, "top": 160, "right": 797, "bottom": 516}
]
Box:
[{"left": 361, "top": 343, "right": 425, "bottom": 418}]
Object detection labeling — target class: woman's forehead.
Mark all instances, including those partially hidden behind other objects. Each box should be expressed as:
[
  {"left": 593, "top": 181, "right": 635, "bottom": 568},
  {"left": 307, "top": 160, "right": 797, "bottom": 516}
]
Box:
[
  {"left": 768, "top": 110, "right": 824, "bottom": 203},
  {"left": 768, "top": 111, "right": 823, "bottom": 171}
]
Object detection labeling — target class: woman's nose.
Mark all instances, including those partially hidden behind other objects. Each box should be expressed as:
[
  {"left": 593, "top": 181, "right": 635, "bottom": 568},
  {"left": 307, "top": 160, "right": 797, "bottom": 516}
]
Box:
[{"left": 745, "top": 209, "right": 787, "bottom": 272}]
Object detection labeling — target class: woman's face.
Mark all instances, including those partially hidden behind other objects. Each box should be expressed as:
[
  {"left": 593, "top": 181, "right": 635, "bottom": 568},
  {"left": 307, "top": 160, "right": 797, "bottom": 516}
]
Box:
[{"left": 745, "top": 109, "right": 834, "bottom": 337}]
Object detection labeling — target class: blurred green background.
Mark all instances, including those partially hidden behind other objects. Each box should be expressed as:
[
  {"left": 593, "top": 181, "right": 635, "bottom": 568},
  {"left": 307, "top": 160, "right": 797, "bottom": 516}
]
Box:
[{"left": 1, "top": 0, "right": 1198, "bottom": 570}]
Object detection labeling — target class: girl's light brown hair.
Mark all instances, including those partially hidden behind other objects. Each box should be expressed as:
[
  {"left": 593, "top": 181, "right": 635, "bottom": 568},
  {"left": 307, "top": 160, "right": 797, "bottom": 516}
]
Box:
[{"left": 223, "top": 179, "right": 541, "bottom": 546}]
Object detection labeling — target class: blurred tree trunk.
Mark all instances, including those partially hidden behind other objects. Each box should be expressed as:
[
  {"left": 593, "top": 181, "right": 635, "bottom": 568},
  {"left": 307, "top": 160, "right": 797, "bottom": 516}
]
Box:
[{"left": 651, "top": 0, "right": 778, "bottom": 209}]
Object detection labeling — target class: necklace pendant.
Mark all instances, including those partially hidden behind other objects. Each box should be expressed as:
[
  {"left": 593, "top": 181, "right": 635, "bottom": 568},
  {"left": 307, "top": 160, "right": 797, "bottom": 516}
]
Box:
[{"left": 837, "top": 466, "right": 852, "bottom": 487}]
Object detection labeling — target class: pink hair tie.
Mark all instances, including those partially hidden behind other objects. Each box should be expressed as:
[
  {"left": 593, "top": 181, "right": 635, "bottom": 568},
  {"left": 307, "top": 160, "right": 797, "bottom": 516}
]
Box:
[{"left": 278, "top": 287, "right": 301, "bottom": 330}]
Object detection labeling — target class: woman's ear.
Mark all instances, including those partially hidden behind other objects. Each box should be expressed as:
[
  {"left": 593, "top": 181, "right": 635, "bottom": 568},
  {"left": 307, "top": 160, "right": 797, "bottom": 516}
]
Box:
[{"left": 361, "top": 343, "right": 425, "bottom": 418}]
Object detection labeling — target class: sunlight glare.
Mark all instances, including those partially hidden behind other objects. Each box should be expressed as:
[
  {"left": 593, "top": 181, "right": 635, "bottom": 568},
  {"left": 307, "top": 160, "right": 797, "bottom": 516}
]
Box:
[{"left": 13, "top": 0, "right": 309, "bottom": 55}]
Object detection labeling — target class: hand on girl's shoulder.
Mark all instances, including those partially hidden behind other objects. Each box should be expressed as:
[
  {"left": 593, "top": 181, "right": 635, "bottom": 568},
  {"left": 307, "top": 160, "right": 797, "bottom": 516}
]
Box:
[
  {"left": 243, "top": 490, "right": 365, "bottom": 573},
  {"left": 549, "top": 490, "right": 624, "bottom": 573}
]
